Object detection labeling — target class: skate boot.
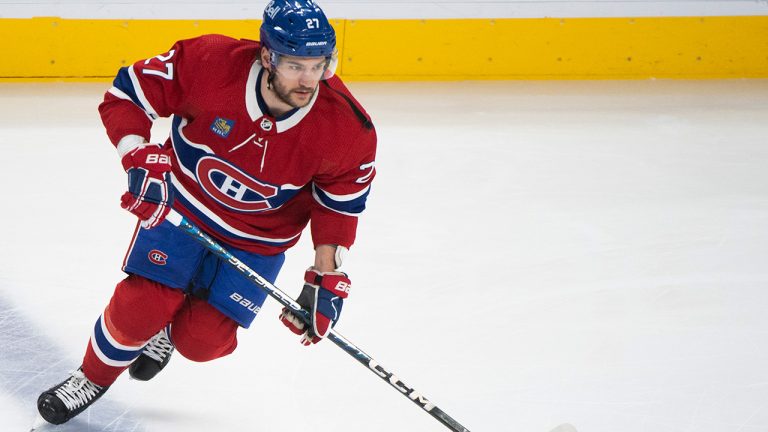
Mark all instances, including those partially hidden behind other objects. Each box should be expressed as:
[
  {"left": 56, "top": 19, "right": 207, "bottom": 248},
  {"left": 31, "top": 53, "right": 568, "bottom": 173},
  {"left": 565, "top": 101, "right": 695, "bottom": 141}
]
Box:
[
  {"left": 129, "top": 328, "right": 175, "bottom": 381},
  {"left": 37, "top": 368, "right": 109, "bottom": 425}
]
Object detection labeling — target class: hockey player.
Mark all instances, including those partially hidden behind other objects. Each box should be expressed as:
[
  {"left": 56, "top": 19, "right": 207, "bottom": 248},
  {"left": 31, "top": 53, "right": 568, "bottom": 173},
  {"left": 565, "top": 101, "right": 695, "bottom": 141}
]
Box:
[{"left": 36, "top": 0, "right": 376, "bottom": 425}]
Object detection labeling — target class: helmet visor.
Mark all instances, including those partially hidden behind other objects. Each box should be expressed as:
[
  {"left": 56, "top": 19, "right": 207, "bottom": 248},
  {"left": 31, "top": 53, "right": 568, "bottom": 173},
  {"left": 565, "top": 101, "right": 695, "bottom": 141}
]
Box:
[{"left": 271, "top": 49, "right": 338, "bottom": 81}]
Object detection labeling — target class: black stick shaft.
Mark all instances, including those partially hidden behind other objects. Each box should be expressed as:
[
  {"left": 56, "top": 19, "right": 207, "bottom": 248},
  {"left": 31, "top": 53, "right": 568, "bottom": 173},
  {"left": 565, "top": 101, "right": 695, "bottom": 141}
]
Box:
[{"left": 166, "top": 210, "right": 471, "bottom": 432}]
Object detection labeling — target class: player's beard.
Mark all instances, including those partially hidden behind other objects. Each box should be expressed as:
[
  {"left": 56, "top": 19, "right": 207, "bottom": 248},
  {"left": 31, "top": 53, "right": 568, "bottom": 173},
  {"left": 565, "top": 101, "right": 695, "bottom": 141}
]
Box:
[{"left": 268, "top": 72, "right": 317, "bottom": 109}]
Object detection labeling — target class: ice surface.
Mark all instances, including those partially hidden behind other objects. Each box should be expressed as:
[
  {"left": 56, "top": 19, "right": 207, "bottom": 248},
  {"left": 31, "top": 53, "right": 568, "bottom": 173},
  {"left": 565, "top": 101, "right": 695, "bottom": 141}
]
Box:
[{"left": 1, "top": 80, "right": 768, "bottom": 431}]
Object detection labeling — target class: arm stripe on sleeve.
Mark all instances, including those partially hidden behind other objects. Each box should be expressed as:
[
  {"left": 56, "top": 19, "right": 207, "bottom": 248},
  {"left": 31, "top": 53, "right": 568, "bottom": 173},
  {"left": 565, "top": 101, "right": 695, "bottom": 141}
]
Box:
[
  {"left": 107, "top": 86, "right": 132, "bottom": 101},
  {"left": 316, "top": 184, "right": 371, "bottom": 202},
  {"left": 312, "top": 184, "right": 370, "bottom": 216},
  {"left": 112, "top": 67, "right": 157, "bottom": 120},
  {"left": 127, "top": 65, "right": 159, "bottom": 119}
]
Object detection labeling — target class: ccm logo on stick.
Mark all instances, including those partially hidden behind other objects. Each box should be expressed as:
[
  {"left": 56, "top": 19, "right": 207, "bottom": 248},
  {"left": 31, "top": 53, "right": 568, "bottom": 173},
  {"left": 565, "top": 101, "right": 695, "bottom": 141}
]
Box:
[{"left": 367, "top": 360, "right": 435, "bottom": 412}]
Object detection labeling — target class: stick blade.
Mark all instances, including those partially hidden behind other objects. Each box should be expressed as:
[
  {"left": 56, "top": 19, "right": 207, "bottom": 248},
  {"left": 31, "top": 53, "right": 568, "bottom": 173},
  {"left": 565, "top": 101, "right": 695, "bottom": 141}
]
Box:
[{"left": 549, "top": 423, "right": 578, "bottom": 432}]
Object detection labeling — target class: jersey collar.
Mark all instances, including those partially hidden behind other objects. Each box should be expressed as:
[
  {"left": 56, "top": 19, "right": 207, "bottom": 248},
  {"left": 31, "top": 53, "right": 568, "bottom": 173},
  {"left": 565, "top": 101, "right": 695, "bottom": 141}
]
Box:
[{"left": 245, "top": 60, "right": 319, "bottom": 133}]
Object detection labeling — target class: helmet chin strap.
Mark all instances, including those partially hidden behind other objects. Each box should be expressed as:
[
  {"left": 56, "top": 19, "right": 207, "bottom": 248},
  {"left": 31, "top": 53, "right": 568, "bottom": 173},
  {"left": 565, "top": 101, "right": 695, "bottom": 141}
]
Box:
[
  {"left": 264, "top": 50, "right": 278, "bottom": 91},
  {"left": 268, "top": 50, "right": 281, "bottom": 74}
]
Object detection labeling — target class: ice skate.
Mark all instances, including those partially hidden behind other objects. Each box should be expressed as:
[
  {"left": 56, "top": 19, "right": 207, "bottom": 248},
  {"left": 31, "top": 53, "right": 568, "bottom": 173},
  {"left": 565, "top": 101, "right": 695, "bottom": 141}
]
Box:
[
  {"left": 36, "top": 368, "right": 109, "bottom": 425},
  {"left": 129, "top": 328, "right": 175, "bottom": 381}
]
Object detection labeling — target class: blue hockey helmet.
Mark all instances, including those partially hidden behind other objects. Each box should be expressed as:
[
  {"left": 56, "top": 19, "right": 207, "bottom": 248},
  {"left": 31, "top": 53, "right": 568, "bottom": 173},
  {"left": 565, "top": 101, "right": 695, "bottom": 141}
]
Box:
[{"left": 260, "top": 0, "right": 336, "bottom": 58}]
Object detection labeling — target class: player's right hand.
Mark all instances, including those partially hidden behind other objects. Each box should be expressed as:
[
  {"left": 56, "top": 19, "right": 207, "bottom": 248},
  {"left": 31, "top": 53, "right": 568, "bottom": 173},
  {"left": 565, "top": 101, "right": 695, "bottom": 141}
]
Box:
[{"left": 120, "top": 144, "right": 173, "bottom": 229}]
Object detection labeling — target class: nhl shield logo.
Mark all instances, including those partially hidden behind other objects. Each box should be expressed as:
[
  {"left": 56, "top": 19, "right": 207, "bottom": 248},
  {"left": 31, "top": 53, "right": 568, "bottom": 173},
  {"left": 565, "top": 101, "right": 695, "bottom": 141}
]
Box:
[
  {"left": 148, "top": 249, "right": 168, "bottom": 265},
  {"left": 260, "top": 118, "right": 273, "bottom": 132}
]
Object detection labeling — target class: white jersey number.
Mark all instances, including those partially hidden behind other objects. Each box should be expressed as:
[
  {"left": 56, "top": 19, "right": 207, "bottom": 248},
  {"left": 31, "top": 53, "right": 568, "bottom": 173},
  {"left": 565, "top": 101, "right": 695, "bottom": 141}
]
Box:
[
  {"left": 356, "top": 162, "right": 375, "bottom": 184},
  {"left": 142, "top": 50, "right": 176, "bottom": 80}
]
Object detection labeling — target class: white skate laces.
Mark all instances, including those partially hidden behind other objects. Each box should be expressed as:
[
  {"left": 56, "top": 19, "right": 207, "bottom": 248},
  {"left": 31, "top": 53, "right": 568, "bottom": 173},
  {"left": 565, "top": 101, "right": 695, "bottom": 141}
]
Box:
[
  {"left": 143, "top": 329, "right": 174, "bottom": 362},
  {"left": 53, "top": 370, "right": 104, "bottom": 411}
]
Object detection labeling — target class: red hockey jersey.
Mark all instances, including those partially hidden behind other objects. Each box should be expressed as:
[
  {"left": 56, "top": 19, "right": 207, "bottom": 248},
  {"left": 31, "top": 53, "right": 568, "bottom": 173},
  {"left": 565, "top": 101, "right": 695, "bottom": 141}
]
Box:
[{"left": 99, "top": 34, "right": 376, "bottom": 255}]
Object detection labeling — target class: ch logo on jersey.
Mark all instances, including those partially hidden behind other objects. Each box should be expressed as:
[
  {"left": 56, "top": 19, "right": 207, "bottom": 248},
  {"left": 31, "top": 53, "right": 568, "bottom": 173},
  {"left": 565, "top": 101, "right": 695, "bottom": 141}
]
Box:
[
  {"left": 148, "top": 249, "right": 168, "bottom": 265},
  {"left": 196, "top": 156, "right": 280, "bottom": 212},
  {"left": 210, "top": 117, "right": 235, "bottom": 138}
]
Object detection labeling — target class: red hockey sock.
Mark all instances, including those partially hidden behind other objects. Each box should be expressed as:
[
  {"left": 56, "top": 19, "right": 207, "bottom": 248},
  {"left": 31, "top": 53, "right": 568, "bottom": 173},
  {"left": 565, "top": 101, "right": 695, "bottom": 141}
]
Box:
[{"left": 81, "top": 275, "right": 185, "bottom": 386}]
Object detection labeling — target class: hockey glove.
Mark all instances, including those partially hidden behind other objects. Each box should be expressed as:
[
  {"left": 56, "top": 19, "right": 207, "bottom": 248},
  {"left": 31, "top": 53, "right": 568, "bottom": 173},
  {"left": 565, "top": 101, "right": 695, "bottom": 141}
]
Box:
[
  {"left": 120, "top": 144, "right": 173, "bottom": 229},
  {"left": 280, "top": 268, "right": 351, "bottom": 346}
]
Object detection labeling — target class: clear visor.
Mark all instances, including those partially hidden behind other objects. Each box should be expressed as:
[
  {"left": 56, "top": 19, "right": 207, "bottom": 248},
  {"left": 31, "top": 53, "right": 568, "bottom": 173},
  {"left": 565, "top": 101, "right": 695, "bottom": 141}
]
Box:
[{"left": 270, "top": 48, "right": 338, "bottom": 81}]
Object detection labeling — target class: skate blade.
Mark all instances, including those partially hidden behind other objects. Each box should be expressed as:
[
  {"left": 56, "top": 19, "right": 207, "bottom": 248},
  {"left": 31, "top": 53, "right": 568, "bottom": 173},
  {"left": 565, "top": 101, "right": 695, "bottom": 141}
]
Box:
[
  {"left": 549, "top": 423, "right": 578, "bottom": 432},
  {"left": 29, "top": 413, "right": 50, "bottom": 431}
]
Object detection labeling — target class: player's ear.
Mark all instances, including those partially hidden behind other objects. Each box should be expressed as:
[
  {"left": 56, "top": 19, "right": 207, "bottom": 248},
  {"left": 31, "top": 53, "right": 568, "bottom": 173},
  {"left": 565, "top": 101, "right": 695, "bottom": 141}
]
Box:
[{"left": 260, "top": 47, "right": 272, "bottom": 71}]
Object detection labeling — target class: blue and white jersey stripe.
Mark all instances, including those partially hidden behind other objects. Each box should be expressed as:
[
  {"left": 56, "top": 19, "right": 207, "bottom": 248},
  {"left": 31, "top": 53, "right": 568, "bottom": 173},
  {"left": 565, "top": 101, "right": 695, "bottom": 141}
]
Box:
[
  {"left": 90, "top": 315, "right": 144, "bottom": 368},
  {"left": 168, "top": 114, "right": 305, "bottom": 246},
  {"left": 312, "top": 183, "right": 371, "bottom": 216},
  {"left": 170, "top": 115, "right": 215, "bottom": 180},
  {"left": 171, "top": 175, "right": 302, "bottom": 247},
  {"left": 111, "top": 65, "right": 159, "bottom": 120}
]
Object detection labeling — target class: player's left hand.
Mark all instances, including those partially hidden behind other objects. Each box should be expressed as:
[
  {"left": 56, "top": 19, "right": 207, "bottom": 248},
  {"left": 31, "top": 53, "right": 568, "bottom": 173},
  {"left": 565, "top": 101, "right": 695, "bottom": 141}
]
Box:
[
  {"left": 120, "top": 144, "right": 174, "bottom": 229},
  {"left": 279, "top": 268, "right": 351, "bottom": 345}
]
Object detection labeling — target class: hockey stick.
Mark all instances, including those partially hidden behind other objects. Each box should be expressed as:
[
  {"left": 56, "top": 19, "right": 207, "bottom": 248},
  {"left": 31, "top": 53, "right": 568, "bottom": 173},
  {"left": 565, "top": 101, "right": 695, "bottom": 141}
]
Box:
[{"left": 165, "top": 210, "right": 472, "bottom": 432}]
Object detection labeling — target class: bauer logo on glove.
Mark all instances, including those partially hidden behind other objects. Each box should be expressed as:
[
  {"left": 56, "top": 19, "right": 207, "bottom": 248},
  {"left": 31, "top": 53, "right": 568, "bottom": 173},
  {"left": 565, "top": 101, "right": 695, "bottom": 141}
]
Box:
[
  {"left": 280, "top": 268, "right": 351, "bottom": 346},
  {"left": 120, "top": 144, "right": 174, "bottom": 229},
  {"left": 144, "top": 153, "right": 171, "bottom": 164}
]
